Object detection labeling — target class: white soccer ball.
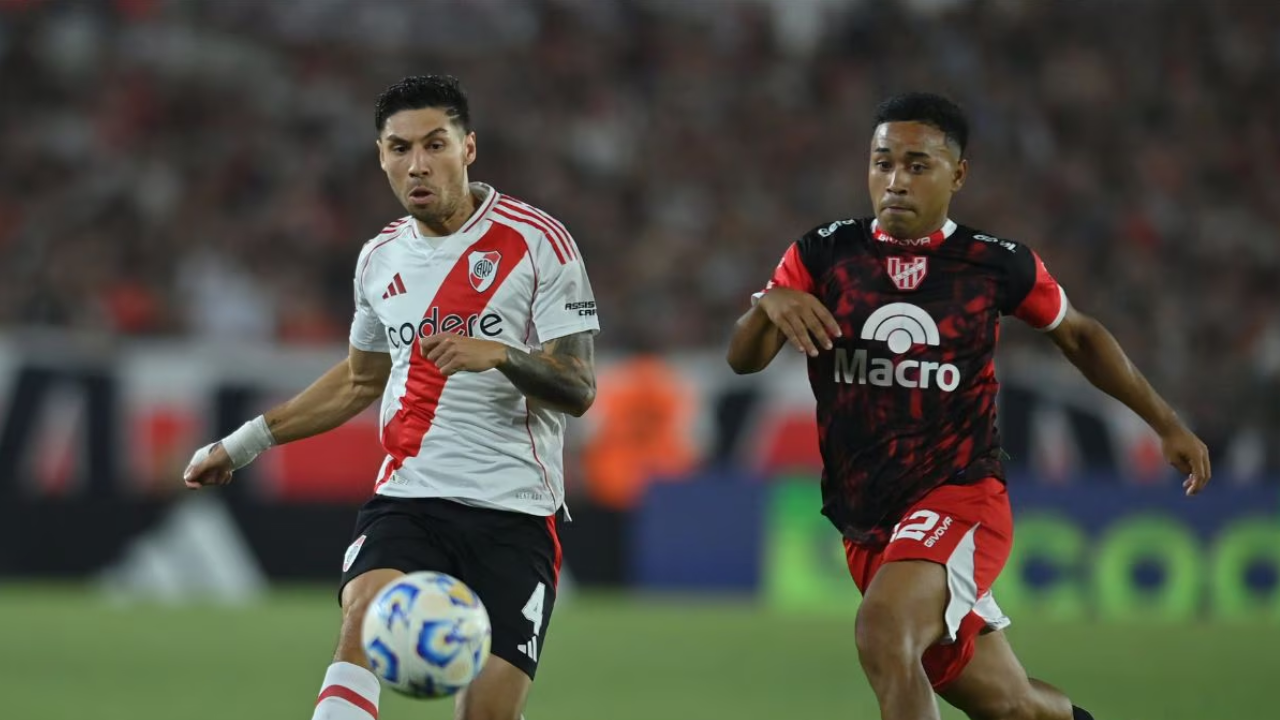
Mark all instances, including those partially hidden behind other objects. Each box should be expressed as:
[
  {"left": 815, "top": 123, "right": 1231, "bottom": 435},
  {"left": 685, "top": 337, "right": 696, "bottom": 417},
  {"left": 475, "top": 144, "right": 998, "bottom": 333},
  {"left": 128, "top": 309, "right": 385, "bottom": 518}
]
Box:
[{"left": 361, "top": 571, "right": 492, "bottom": 698}]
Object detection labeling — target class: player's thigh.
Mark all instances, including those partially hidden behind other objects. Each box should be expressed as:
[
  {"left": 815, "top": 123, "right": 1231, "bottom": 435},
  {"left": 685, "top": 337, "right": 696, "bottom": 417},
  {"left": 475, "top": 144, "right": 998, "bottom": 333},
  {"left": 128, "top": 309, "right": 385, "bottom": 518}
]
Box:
[
  {"left": 453, "top": 655, "right": 531, "bottom": 720},
  {"left": 856, "top": 558, "right": 951, "bottom": 655},
  {"left": 457, "top": 509, "right": 560, "bottom": 683},
  {"left": 334, "top": 498, "right": 461, "bottom": 657},
  {"left": 334, "top": 568, "right": 406, "bottom": 662},
  {"left": 937, "top": 630, "right": 1036, "bottom": 719},
  {"left": 880, "top": 478, "right": 1013, "bottom": 645},
  {"left": 338, "top": 496, "right": 461, "bottom": 598}
]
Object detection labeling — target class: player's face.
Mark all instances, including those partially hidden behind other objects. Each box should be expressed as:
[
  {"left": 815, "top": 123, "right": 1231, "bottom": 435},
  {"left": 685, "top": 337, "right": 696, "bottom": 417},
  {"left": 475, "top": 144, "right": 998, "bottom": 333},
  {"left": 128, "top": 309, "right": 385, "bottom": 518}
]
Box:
[
  {"left": 867, "top": 122, "right": 966, "bottom": 239},
  {"left": 378, "top": 107, "right": 477, "bottom": 228}
]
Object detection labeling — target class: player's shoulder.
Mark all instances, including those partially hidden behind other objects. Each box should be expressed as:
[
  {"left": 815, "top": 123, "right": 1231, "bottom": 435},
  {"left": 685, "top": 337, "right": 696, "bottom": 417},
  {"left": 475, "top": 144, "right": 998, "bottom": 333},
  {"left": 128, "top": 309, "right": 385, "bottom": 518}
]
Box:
[
  {"left": 355, "top": 216, "right": 413, "bottom": 274},
  {"left": 360, "top": 216, "right": 413, "bottom": 253},
  {"left": 488, "top": 192, "right": 580, "bottom": 263},
  {"left": 798, "top": 217, "right": 872, "bottom": 247},
  {"left": 950, "top": 222, "right": 1040, "bottom": 265},
  {"left": 490, "top": 192, "right": 568, "bottom": 236},
  {"left": 790, "top": 217, "right": 873, "bottom": 268}
]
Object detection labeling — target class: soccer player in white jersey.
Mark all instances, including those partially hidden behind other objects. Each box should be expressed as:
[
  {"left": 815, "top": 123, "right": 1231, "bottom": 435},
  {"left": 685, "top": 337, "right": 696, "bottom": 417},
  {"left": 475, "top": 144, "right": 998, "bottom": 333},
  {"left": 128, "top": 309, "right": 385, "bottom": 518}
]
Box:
[{"left": 183, "top": 75, "right": 599, "bottom": 720}]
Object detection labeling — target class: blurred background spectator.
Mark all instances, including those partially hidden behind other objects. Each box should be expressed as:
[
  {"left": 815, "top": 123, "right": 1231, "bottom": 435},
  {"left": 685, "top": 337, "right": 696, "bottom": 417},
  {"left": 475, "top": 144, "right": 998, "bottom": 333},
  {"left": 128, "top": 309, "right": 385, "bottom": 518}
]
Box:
[
  {"left": 1, "top": 5, "right": 1276, "bottom": 718},
  {"left": 3, "top": 0, "right": 1278, "bottom": 467}
]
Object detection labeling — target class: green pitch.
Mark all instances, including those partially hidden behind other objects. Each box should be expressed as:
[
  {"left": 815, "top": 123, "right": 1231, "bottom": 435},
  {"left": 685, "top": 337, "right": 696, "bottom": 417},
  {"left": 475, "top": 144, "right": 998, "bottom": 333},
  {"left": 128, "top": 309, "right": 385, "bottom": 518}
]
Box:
[{"left": 2, "top": 585, "right": 1268, "bottom": 720}]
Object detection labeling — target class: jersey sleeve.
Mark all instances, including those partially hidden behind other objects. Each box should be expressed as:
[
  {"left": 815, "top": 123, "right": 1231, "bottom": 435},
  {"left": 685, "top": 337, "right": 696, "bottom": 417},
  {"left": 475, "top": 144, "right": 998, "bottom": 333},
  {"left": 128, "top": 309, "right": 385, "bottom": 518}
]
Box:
[
  {"left": 531, "top": 228, "right": 600, "bottom": 343},
  {"left": 752, "top": 238, "right": 818, "bottom": 304},
  {"left": 1002, "top": 246, "right": 1069, "bottom": 331},
  {"left": 349, "top": 245, "right": 390, "bottom": 352}
]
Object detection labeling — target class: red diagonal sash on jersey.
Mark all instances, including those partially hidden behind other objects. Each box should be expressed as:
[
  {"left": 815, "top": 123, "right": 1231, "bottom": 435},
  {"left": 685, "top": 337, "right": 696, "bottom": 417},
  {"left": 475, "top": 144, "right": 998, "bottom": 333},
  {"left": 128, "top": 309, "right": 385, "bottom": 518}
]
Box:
[{"left": 376, "top": 224, "right": 529, "bottom": 491}]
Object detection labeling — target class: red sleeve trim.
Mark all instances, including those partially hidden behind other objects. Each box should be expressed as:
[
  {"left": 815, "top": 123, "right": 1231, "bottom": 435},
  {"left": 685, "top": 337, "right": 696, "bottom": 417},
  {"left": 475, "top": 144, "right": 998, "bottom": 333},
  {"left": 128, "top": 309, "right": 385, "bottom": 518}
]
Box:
[
  {"left": 763, "top": 243, "right": 815, "bottom": 294},
  {"left": 1014, "top": 251, "right": 1068, "bottom": 330}
]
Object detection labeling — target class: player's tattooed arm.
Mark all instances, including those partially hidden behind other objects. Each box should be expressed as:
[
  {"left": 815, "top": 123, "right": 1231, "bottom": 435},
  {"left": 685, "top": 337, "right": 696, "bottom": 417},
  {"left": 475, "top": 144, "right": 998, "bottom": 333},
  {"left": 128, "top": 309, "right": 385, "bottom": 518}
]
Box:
[{"left": 498, "top": 331, "right": 596, "bottom": 417}]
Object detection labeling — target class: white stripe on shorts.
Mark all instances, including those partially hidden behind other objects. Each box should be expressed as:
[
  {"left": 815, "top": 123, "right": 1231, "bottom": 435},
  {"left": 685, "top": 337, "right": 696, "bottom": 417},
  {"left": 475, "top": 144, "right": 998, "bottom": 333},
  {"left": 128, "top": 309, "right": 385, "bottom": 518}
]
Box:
[{"left": 941, "top": 522, "right": 1011, "bottom": 644}]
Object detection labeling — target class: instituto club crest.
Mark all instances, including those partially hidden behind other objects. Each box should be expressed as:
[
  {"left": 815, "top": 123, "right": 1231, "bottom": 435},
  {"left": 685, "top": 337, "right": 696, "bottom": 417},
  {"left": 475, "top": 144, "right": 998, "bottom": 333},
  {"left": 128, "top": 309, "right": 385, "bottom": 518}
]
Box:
[{"left": 887, "top": 256, "right": 928, "bottom": 291}]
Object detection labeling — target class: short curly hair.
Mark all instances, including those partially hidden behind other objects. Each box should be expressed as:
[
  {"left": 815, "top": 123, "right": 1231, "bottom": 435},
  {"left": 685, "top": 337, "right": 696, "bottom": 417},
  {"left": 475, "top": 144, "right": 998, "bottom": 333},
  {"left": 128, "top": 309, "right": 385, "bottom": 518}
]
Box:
[
  {"left": 374, "top": 75, "right": 471, "bottom": 134},
  {"left": 873, "top": 92, "right": 969, "bottom": 157}
]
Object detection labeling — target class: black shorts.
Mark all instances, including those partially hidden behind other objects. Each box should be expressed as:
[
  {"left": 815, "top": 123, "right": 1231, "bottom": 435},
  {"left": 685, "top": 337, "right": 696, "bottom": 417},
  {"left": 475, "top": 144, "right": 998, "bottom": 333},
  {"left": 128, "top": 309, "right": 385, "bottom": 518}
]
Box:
[{"left": 339, "top": 496, "right": 562, "bottom": 680}]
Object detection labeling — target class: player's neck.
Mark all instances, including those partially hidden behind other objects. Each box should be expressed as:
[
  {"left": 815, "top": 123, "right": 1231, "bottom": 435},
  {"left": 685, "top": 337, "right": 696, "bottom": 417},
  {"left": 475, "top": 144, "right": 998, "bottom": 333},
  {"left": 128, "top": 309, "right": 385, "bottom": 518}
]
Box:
[
  {"left": 416, "top": 187, "right": 480, "bottom": 238},
  {"left": 878, "top": 215, "right": 948, "bottom": 240}
]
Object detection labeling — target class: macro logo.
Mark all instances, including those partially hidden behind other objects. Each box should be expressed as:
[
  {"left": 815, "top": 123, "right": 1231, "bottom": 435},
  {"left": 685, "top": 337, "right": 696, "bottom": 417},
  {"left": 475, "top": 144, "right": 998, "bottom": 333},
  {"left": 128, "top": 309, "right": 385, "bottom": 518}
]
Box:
[
  {"left": 834, "top": 303, "right": 961, "bottom": 392},
  {"left": 385, "top": 306, "right": 503, "bottom": 349}
]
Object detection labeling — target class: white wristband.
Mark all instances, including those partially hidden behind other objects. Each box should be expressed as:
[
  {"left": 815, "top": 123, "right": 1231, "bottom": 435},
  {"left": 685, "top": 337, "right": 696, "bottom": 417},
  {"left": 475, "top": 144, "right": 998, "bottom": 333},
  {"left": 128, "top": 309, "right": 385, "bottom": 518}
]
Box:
[{"left": 220, "top": 415, "right": 276, "bottom": 470}]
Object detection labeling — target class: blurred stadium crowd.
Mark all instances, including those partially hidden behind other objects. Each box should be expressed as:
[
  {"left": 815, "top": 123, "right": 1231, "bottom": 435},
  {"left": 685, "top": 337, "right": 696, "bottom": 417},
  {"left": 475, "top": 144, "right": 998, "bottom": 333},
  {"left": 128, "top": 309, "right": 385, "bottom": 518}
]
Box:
[{"left": 1, "top": 0, "right": 1278, "bottom": 461}]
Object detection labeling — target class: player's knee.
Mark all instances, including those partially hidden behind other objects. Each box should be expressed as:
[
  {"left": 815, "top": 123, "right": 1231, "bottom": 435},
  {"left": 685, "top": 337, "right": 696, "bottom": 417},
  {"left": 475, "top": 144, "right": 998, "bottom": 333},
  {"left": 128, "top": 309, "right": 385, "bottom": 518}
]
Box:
[
  {"left": 854, "top": 600, "right": 918, "bottom": 672},
  {"left": 340, "top": 570, "right": 403, "bottom": 629},
  {"left": 955, "top": 687, "right": 1037, "bottom": 720},
  {"left": 334, "top": 574, "right": 394, "bottom": 660},
  {"left": 341, "top": 593, "right": 372, "bottom": 629}
]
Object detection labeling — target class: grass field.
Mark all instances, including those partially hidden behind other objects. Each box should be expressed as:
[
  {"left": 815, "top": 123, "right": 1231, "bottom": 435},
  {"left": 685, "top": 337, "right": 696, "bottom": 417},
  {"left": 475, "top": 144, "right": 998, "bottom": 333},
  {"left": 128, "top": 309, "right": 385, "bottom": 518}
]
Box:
[{"left": 2, "top": 585, "right": 1269, "bottom": 720}]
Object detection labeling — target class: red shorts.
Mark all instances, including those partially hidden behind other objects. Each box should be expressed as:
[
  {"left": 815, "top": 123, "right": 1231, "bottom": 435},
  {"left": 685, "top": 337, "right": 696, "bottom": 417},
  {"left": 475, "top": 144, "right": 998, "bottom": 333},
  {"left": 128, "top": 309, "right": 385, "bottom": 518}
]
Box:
[{"left": 843, "top": 477, "right": 1013, "bottom": 691}]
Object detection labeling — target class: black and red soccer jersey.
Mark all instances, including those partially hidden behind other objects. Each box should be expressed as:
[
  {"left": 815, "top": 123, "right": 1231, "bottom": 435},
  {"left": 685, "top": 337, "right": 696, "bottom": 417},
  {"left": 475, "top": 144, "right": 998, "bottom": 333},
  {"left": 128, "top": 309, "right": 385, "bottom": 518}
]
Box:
[{"left": 759, "top": 218, "right": 1067, "bottom": 546}]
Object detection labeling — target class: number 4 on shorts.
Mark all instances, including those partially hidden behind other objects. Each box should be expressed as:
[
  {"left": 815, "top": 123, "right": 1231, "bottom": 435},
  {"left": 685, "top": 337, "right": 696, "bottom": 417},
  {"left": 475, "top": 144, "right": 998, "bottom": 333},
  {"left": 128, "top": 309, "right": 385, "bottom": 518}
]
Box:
[{"left": 518, "top": 582, "right": 546, "bottom": 662}]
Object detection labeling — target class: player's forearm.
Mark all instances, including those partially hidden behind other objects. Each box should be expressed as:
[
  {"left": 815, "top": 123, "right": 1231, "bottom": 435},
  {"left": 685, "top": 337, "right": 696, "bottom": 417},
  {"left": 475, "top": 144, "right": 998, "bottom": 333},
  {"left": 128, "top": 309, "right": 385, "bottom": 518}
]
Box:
[
  {"left": 727, "top": 305, "right": 785, "bottom": 374},
  {"left": 1057, "top": 316, "right": 1182, "bottom": 436},
  {"left": 498, "top": 344, "right": 595, "bottom": 417},
  {"left": 263, "top": 359, "right": 384, "bottom": 444}
]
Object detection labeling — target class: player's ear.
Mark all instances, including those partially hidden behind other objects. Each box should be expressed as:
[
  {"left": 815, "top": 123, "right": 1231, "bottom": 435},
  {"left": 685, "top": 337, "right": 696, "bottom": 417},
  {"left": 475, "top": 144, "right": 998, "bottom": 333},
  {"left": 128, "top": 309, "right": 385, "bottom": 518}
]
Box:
[
  {"left": 952, "top": 157, "right": 967, "bottom": 193},
  {"left": 376, "top": 138, "right": 388, "bottom": 172},
  {"left": 463, "top": 131, "right": 477, "bottom": 167}
]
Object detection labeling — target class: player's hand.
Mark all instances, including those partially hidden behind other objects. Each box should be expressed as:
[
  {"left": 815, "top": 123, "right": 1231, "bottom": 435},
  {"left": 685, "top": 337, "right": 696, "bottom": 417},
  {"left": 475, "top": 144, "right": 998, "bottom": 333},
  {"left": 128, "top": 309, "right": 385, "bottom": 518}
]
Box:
[
  {"left": 1159, "top": 424, "right": 1211, "bottom": 496},
  {"left": 182, "top": 441, "right": 235, "bottom": 489},
  {"left": 419, "top": 334, "right": 509, "bottom": 376},
  {"left": 758, "top": 287, "right": 842, "bottom": 357}
]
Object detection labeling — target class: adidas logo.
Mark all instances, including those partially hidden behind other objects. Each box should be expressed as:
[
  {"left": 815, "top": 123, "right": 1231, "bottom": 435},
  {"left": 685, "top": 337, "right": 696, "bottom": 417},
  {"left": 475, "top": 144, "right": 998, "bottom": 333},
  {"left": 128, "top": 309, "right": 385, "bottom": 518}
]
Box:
[
  {"left": 834, "top": 302, "right": 961, "bottom": 391},
  {"left": 518, "top": 638, "right": 539, "bottom": 662},
  {"left": 382, "top": 273, "right": 407, "bottom": 299}
]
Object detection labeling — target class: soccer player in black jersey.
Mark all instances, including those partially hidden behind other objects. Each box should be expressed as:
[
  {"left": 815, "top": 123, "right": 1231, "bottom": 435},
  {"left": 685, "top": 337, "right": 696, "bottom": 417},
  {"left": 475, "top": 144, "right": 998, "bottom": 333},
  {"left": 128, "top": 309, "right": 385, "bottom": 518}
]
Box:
[{"left": 727, "top": 93, "right": 1211, "bottom": 720}]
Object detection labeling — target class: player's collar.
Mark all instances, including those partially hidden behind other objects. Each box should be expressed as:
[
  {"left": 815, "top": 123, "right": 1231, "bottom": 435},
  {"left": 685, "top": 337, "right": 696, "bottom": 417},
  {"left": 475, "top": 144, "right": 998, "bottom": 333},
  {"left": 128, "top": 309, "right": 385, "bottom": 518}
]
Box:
[{"left": 870, "top": 218, "right": 957, "bottom": 249}]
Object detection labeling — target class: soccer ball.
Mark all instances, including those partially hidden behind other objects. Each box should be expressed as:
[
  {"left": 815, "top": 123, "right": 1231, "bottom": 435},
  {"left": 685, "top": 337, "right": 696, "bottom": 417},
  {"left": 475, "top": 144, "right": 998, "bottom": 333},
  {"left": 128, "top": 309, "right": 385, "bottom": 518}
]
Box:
[{"left": 361, "top": 571, "right": 492, "bottom": 698}]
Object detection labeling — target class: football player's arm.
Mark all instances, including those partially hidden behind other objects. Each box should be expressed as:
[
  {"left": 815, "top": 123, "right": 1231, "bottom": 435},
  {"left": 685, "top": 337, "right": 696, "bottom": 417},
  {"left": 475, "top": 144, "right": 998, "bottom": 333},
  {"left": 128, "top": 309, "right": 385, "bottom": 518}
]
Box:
[
  {"left": 184, "top": 346, "right": 390, "bottom": 487},
  {"left": 262, "top": 346, "right": 391, "bottom": 444},
  {"left": 728, "top": 241, "right": 840, "bottom": 374},
  {"left": 497, "top": 330, "right": 596, "bottom": 417},
  {"left": 1047, "top": 306, "right": 1210, "bottom": 494},
  {"left": 727, "top": 303, "right": 789, "bottom": 374}
]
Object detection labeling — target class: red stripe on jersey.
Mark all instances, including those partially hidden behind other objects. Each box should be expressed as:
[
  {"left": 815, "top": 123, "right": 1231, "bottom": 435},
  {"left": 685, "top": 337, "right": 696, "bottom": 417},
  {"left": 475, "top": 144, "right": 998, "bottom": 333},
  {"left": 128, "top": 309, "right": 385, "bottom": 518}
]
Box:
[
  {"left": 375, "top": 224, "right": 530, "bottom": 493},
  {"left": 546, "top": 515, "right": 563, "bottom": 587},
  {"left": 503, "top": 197, "right": 577, "bottom": 260},
  {"left": 379, "top": 219, "right": 407, "bottom": 235},
  {"left": 393, "top": 273, "right": 407, "bottom": 294},
  {"left": 492, "top": 205, "right": 566, "bottom": 265},
  {"left": 494, "top": 200, "right": 572, "bottom": 263},
  {"left": 316, "top": 685, "right": 378, "bottom": 719},
  {"left": 765, "top": 242, "right": 816, "bottom": 294},
  {"left": 494, "top": 200, "right": 572, "bottom": 264},
  {"left": 1014, "top": 251, "right": 1066, "bottom": 329}
]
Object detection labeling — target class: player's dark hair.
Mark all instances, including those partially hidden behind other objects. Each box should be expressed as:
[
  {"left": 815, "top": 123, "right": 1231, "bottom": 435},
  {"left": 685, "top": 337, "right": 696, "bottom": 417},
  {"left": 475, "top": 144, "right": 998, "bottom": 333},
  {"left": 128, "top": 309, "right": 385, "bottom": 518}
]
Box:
[
  {"left": 375, "top": 75, "right": 472, "bottom": 134},
  {"left": 873, "top": 92, "right": 969, "bottom": 157}
]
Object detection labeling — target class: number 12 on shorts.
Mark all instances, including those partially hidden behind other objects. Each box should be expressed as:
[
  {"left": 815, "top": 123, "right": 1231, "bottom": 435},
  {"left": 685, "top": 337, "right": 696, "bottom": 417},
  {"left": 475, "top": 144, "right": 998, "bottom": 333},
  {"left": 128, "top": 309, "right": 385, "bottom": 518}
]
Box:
[
  {"left": 518, "top": 582, "right": 546, "bottom": 662},
  {"left": 890, "top": 510, "right": 941, "bottom": 543}
]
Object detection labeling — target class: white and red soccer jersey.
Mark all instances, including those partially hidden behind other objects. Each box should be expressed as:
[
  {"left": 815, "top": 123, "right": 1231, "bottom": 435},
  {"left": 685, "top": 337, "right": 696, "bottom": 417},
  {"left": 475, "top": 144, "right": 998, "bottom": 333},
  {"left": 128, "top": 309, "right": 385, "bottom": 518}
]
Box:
[{"left": 349, "top": 183, "right": 599, "bottom": 516}]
